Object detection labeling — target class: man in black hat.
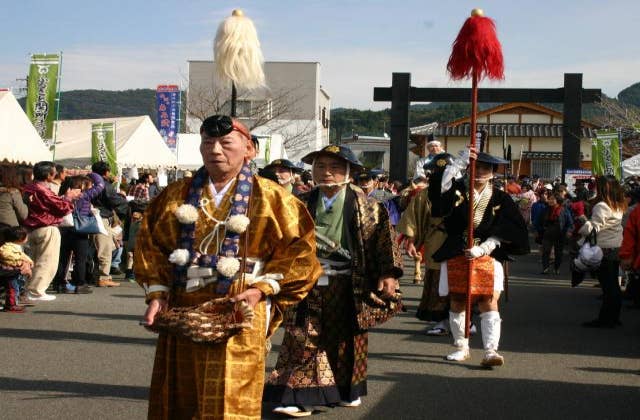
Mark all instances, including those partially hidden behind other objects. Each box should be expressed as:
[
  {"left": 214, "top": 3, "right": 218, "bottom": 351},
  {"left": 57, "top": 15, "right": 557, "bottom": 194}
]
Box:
[
  {"left": 264, "top": 144, "right": 403, "bottom": 416},
  {"left": 261, "top": 159, "right": 303, "bottom": 193},
  {"left": 430, "top": 150, "right": 529, "bottom": 366},
  {"left": 357, "top": 170, "right": 394, "bottom": 203}
]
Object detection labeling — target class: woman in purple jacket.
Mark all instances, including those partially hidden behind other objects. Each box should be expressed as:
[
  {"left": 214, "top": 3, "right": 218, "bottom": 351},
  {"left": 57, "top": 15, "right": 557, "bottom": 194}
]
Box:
[{"left": 53, "top": 173, "right": 105, "bottom": 294}]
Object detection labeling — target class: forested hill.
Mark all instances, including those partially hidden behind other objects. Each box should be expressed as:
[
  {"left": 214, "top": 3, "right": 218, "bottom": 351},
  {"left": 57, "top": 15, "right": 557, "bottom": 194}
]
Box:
[
  {"left": 18, "top": 89, "right": 158, "bottom": 122},
  {"left": 16, "top": 82, "right": 640, "bottom": 138}
]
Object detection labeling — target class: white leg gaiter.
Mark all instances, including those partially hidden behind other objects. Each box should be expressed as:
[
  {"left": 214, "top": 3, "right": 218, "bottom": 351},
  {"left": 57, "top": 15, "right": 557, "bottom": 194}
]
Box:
[
  {"left": 480, "top": 311, "right": 501, "bottom": 351},
  {"left": 449, "top": 311, "right": 469, "bottom": 349}
]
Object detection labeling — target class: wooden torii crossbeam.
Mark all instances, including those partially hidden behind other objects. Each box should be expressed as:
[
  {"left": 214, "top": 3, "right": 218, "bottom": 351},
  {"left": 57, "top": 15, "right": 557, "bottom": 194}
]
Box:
[{"left": 373, "top": 72, "right": 601, "bottom": 183}]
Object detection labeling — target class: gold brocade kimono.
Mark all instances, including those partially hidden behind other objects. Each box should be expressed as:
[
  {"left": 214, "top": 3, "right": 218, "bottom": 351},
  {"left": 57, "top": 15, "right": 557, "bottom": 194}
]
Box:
[{"left": 134, "top": 175, "right": 321, "bottom": 420}]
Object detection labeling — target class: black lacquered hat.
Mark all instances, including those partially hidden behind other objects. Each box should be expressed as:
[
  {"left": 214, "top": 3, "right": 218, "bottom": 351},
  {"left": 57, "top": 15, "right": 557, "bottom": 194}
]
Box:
[
  {"left": 263, "top": 159, "right": 303, "bottom": 173},
  {"left": 476, "top": 152, "right": 509, "bottom": 166},
  {"left": 301, "top": 145, "right": 364, "bottom": 170},
  {"left": 423, "top": 152, "right": 456, "bottom": 172}
]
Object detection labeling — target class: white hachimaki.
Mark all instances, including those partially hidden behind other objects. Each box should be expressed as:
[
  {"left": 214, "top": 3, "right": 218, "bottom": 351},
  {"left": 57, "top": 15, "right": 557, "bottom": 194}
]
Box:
[
  {"left": 168, "top": 249, "right": 190, "bottom": 266},
  {"left": 175, "top": 204, "right": 199, "bottom": 224},
  {"left": 216, "top": 256, "right": 240, "bottom": 278},
  {"left": 226, "top": 214, "right": 250, "bottom": 233}
]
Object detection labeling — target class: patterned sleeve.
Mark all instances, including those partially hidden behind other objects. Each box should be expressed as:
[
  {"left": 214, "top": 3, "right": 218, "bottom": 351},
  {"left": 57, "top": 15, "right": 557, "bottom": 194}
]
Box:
[
  {"left": 134, "top": 181, "right": 188, "bottom": 303},
  {"left": 370, "top": 200, "right": 404, "bottom": 280}
]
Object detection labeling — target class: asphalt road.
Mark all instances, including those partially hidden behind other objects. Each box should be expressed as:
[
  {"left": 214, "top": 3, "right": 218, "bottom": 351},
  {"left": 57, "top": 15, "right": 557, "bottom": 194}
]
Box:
[{"left": 1, "top": 247, "right": 638, "bottom": 420}]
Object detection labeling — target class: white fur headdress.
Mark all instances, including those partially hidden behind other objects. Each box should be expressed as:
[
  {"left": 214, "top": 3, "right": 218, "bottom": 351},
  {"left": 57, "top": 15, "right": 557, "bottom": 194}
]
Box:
[{"left": 214, "top": 9, "right": 265, "bottom": 90}]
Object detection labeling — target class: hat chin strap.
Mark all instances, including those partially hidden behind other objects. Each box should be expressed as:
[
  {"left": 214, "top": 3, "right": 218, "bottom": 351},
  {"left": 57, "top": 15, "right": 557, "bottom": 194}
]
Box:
[{"left": 312, "top": 158, "right": 351, "bottom": 188}]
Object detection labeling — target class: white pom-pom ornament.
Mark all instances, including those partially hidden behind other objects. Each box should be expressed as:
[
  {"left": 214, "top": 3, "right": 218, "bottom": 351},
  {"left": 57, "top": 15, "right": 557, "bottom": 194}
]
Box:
[
  {"left": 168, "top": 249, "right": 190, "bottom": 266},
  {"left": 216, "top": 256, "right": 240, "bottom": 278},
  {"left": 226, "top": 214, "right": 250, "bottom": 233},
  {"left": 175, "top": 204, "right": 199, "bottom": 224}
]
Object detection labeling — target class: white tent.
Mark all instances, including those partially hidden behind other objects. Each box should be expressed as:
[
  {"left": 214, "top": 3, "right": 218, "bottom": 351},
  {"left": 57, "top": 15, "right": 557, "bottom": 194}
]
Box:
[
  {"left": 176, "top": 133, "right": 289, "bottom": 169},
  {"left": 623, "top": 154, "right": 640, "bottom": 178},
  {"left": 0, "top": 90, "right": 53, "bottom": 164},
  {"left": 176, "top": 133, "right": 203, "bottom": 170},
  {"left": 53, "top": 116, "right": 177, "bottom": 168}
]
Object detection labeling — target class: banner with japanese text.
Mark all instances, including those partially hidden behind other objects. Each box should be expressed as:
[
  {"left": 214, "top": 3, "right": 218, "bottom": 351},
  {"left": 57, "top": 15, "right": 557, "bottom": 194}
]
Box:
[
  {"left": 91, "top": 122, "right": 117, "bottom": 174},
  {"left": 25, "top": 53, "right": 60, "bottom": 144},
  {"left": 156, "top": 85, "right": 180, "bottom": 151},
  {"left": 592, "top": 129, "right": 622, "bottom": 180}
]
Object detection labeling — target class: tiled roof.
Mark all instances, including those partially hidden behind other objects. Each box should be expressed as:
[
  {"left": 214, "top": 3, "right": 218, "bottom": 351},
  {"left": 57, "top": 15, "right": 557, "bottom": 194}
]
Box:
[{"left": 437, "top": 123, "right": 597, "bottom": 138}]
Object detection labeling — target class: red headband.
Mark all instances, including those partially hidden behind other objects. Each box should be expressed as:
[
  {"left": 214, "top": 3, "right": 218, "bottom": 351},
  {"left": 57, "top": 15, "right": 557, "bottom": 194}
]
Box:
[{"left": 232, "top": 120, "right": 251, "bottom": 142}]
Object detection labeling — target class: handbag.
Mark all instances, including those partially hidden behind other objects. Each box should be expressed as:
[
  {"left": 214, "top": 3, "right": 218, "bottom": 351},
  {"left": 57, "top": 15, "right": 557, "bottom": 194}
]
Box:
[{"left": 73, "top": 207, "right": 101, "bottom": 234}]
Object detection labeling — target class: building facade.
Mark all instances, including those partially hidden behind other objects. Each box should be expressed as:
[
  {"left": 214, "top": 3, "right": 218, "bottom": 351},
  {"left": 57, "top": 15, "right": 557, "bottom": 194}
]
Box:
[
  {"left": 436, "top": 102, "right": 598, "bottom": 179},
  {"left": 187, "top": 61, "right": 330, "bottom": 162}
]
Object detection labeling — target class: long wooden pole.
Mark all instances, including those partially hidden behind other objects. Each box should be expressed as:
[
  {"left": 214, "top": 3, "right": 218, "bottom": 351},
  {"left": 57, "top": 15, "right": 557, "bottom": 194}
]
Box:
[{"left": 465, "top": 70, "right": 479, "bottom": 338}]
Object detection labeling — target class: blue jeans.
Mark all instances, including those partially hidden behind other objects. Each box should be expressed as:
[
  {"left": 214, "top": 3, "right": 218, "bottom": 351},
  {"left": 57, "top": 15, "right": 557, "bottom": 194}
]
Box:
[{"left": 111, "top": 246, "right": 123, "bottom": 269}]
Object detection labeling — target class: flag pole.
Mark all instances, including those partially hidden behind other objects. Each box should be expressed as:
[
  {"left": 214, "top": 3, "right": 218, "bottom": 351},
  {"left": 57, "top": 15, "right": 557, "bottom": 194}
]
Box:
[{"left": 52, "top": 51, "right": 63, "bottom": 161}]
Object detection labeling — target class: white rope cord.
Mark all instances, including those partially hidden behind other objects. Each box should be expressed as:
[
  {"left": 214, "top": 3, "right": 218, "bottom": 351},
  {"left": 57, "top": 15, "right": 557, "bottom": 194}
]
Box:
[{"left": 197, "top": 197, "right": 227, "bottom": 256}]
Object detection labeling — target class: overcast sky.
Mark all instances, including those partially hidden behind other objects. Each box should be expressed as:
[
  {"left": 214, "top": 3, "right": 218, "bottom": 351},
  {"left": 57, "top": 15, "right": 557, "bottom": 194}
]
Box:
[{"left": 2, "top": 0, "right": 639, "bottom": 109}]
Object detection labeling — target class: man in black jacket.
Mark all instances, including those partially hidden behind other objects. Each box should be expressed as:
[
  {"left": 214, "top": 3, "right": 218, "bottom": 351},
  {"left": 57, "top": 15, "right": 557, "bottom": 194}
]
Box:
[{"left": 90, "top": 161, "right": 129, "bottom": 287}]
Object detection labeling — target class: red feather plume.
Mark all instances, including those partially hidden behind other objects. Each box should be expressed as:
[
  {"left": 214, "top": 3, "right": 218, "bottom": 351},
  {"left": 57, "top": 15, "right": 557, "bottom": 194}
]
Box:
[{"left": 447, "top": 15, "right": 504, "bottom": 81}]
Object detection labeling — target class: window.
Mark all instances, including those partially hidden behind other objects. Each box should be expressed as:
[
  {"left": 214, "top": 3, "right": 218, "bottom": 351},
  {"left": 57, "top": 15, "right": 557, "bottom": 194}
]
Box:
[{"left": 235, "top": 99, "right": 273, "bottom": 120}]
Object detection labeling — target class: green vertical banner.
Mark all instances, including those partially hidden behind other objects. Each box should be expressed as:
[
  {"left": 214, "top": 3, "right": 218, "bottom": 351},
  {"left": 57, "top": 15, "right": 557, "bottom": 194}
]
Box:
[
  {"left": 25, "top": 53, "right": 60, "bottom": 145},
  {"left": 592, "top": 129, "right": 622, "bottom": 179},
  {"left": 91, "top": 123, "right": 117, "bottom": 173}
]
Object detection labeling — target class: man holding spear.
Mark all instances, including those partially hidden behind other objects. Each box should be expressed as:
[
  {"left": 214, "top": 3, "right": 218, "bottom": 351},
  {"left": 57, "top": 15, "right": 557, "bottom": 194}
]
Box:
[{"left": 431, "top": 9, "right": 529, "bottom": 366}]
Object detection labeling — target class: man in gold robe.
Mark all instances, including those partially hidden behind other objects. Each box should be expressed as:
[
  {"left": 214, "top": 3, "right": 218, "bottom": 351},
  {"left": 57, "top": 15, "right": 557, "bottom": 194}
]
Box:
[{"left": 135, "top": 115, "right": 321, "bottom": 419}]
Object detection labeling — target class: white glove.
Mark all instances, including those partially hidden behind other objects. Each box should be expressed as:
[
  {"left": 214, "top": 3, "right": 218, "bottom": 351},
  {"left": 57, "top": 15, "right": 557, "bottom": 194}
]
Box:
[
  {"left": 468, "top": 245, "right": 486, "bottom": 258},
  {"left": 479, "top": 237, "right": 500, "bottom": 256}
]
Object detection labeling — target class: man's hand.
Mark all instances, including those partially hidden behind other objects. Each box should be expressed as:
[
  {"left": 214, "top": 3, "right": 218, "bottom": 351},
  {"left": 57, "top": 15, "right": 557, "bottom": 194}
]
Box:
[
  {"left": 377, "top": 276, "right": 397, "bottom": 297},
  {"left": 233, "top": 288, "right": 265, "bottom": 309},
  {"left": 65, "top": 188, "right": 82, "bottom": 201},
  {"left": 468, "top": 146, "right": 478, "bottom": 161},
  {"left": 143, "top": 298, "right": 168, "bottom": 327},
  {"left": 403, "top": 237, "right": 418, "bottom": 258}
]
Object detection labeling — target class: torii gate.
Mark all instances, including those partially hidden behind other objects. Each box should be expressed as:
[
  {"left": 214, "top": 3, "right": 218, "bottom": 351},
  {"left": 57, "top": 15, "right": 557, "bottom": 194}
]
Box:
[{"left": 373, "top": 72, "right": 601, "bottom": 183}]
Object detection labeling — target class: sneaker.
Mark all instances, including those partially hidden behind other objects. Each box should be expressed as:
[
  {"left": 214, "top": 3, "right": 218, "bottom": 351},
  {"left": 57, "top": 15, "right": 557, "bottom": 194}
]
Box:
[
  {"left": 272, "top": 406, "right": 312, "bottom": 417},
  {"left": 27, "top": 292, "right": 56, "bottom": 302},
  {"left": 339, "top": 398, "right": 362, "bottom": 407},
  {"left": 98, "top": 278, "right": 121, "bottom": 287},
  {"left": 540, "top": 267, "right": 550, "bottom": 275},
  {"left": 446, "top": 347, "right": 470, "bottom": 361},
  {"left": 481, "top": 349, "right": 504, "bottom": 367}
]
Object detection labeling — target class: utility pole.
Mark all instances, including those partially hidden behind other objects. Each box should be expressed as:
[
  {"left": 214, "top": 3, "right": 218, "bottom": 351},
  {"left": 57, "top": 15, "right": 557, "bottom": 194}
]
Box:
[{"left": 344, "top": 118, "right": 360, "bottom": 139}]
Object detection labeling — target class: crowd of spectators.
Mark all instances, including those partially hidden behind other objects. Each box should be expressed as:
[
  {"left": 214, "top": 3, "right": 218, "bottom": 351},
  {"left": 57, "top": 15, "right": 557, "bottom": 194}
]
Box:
[{"left": 0, "top": 161, "right": 156, "bottom": 312}]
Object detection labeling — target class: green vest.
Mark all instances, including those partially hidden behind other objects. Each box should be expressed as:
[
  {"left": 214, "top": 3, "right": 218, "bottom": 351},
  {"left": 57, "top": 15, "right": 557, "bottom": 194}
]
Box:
[{"left": 315, "top": 188, "right": 346, "bottom": 248}]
